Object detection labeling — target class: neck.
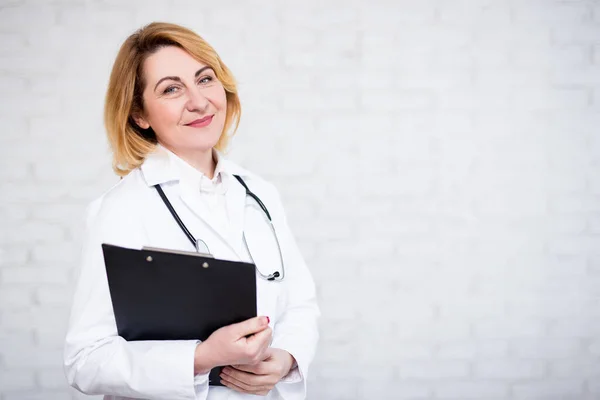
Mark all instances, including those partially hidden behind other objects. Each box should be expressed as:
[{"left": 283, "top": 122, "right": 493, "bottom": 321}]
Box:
[{"left": 161, "top": 143, "right": 216, "bottom": 179}]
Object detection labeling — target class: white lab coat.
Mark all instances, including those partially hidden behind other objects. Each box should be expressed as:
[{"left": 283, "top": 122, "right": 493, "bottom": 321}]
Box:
[{"left": 64, "top": 146, "right": 320, "bottom": 400}]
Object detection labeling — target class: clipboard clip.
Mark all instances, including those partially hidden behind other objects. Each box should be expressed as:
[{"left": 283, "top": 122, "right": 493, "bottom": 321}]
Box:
[{"left": 142, "top": 246, "right": 214, "bottom": 259}]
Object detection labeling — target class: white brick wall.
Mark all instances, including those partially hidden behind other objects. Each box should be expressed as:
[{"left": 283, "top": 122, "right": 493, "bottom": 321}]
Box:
[{"left": 1, "top": 0, "right": 599, "bottom": 399}]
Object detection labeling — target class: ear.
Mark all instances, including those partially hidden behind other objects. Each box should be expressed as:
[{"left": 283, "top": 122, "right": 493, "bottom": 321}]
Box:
[{"left": 132, "top": 113, "right": 150, "bottom": 130}]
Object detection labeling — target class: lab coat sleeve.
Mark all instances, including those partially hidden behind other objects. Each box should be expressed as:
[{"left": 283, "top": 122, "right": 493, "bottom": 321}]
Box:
[
  {"left": 63, "top": 197, "right": 210, "bottom": 400},
  {"left": 268, "top": 190, "right": 320, "bottom": 399}
]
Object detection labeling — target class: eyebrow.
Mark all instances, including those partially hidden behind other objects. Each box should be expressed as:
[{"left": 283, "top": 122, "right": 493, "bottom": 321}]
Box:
[{"left": 153, "top": 66, "right": 213, "bottom": 91}]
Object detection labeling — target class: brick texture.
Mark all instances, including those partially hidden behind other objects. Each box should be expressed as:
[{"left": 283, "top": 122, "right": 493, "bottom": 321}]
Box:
[{"left": 1, "top": 0, "right": 599, "bottom": 399}]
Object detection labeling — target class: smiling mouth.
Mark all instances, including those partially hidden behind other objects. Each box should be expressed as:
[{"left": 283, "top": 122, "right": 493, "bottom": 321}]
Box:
[{"left": 185, "top": 115, "right": 214, "bottom": 128}]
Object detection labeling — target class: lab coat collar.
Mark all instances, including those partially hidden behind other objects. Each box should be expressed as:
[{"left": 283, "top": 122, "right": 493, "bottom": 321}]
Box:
[{"left": 140, "top": 143, "right": 251, "bottom": 187}]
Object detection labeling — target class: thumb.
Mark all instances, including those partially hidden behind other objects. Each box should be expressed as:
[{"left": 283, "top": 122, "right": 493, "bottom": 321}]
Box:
[{"left": 232, "top": 316, "right": 269, "bottom": 338}]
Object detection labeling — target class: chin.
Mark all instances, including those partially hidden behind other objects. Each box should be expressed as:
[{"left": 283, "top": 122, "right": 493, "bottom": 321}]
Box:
[{"left": 188, "top": 138, "right": 221, "bottom": 152}]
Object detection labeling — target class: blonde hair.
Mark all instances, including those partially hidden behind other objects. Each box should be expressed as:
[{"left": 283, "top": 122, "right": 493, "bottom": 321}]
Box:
[{"left": 104, "top": 22, "right": 241, "bottom": 176}]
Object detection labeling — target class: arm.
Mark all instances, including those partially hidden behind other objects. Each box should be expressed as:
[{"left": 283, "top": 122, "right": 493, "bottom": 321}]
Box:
[
  {"left": 63, "top": 199, "right": 209, "bottom": 400},
  {"left": 218, "top": 186, "right": 320, "bottom": 399}
]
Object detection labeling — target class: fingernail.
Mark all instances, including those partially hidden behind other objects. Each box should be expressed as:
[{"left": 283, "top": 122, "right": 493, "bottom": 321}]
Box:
[{"left": 266, "top": 316, "right": 270, "bottom": 324}]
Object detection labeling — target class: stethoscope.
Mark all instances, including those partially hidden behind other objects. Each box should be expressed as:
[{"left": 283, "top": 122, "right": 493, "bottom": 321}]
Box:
[{"left": 153, "top": 175, "right": 285, "bottom": 281}]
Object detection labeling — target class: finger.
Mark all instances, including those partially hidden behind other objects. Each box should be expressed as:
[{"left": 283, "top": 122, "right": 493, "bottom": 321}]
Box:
[
  {"left": 221, "top": 366, "right": 271, "bottom": 387},
  {"left": 231, "top": 316, "right": 270, "bottom": 338},
  {"left": 221, "top": 378, "right": 270, "bottom": 396},
  {"left": 245, "top": 326, "right": 272, "bottom": 348},
  {"left": 229, "top": 363, "right": 263, "bottom": 374},
  {"left": 229, "top": 317, "right": 269, "bottom": 338},
  {"left": 220, "top": 370, "right": 272, "bottom": 392},
  {"left": 220, "top": 378, "right": 251, "bottom": 394},
  {"left": 230, "top": 357, "right": 274, "bottom": 375}
]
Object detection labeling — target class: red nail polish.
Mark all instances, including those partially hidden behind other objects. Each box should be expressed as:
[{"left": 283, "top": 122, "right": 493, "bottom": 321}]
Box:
[{"left": 266, "top": 316, "right": 270, "bottom": 324}]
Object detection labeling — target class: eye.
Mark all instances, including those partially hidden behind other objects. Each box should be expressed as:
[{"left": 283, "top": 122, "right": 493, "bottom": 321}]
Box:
[
  {"left": 163, "top": 85, "right": 180, "bottom": 94},
  {"left": 198, "top": 76, "right": 213, "bottom": 85}
]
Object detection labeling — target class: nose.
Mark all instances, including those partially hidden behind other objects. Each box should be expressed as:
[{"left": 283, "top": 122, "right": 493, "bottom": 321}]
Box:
[{"left": 185, "top": 86, "right": 210, "bottom": 113}]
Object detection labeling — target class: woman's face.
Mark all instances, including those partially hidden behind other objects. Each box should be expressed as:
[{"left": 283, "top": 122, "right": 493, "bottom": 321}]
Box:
[{"left": 134, "top": 46, "right": 227, "bottom": 156}]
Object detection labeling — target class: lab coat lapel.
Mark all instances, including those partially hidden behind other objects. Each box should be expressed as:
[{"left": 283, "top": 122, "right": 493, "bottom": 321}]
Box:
[{"left": 177, "top": 180, "right": 224, "bottom": 241}]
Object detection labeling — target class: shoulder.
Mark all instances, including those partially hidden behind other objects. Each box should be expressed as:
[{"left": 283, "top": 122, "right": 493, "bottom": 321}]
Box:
[
  {"left": 224, "top": 159, "right": 281, "bottom": 200},
  {"left": 224, "top": 159, "right": 289, "bottom": 223},
  {"left": 84, "top": 169, "right": 149, "bottom": 229}
]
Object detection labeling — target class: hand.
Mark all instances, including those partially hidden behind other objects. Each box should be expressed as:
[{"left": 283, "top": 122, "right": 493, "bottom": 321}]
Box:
[
  {"left": 194, "top": 316, "right": 272, "bottom": 375},
  {"left": 219, "top": 348, "right": 295, "bottom": 396}
]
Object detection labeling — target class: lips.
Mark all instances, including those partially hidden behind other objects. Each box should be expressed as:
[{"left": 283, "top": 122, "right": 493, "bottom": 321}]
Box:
[{"left": 185, "top": 115, "right": 214, "bottom": 128}]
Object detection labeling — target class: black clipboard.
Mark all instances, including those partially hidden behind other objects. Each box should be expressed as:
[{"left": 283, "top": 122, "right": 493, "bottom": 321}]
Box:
[{"left": 101, "top": 243, "right": 257, "bottom": 386}]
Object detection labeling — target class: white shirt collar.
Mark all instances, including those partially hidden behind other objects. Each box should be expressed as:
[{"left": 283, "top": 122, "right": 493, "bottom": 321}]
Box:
[{"left": 140, "top": 143, "right": 250, "bottom": 192}]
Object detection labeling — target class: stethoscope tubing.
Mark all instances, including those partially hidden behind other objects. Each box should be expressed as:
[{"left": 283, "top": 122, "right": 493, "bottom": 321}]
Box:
[{"left": 153, "top": 175, "right": 285, "bottom": 281}]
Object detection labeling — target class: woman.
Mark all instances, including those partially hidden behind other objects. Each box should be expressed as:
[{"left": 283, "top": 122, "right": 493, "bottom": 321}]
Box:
[{"left": 64, "top": 22, "right": 319, "bottom": 400}]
